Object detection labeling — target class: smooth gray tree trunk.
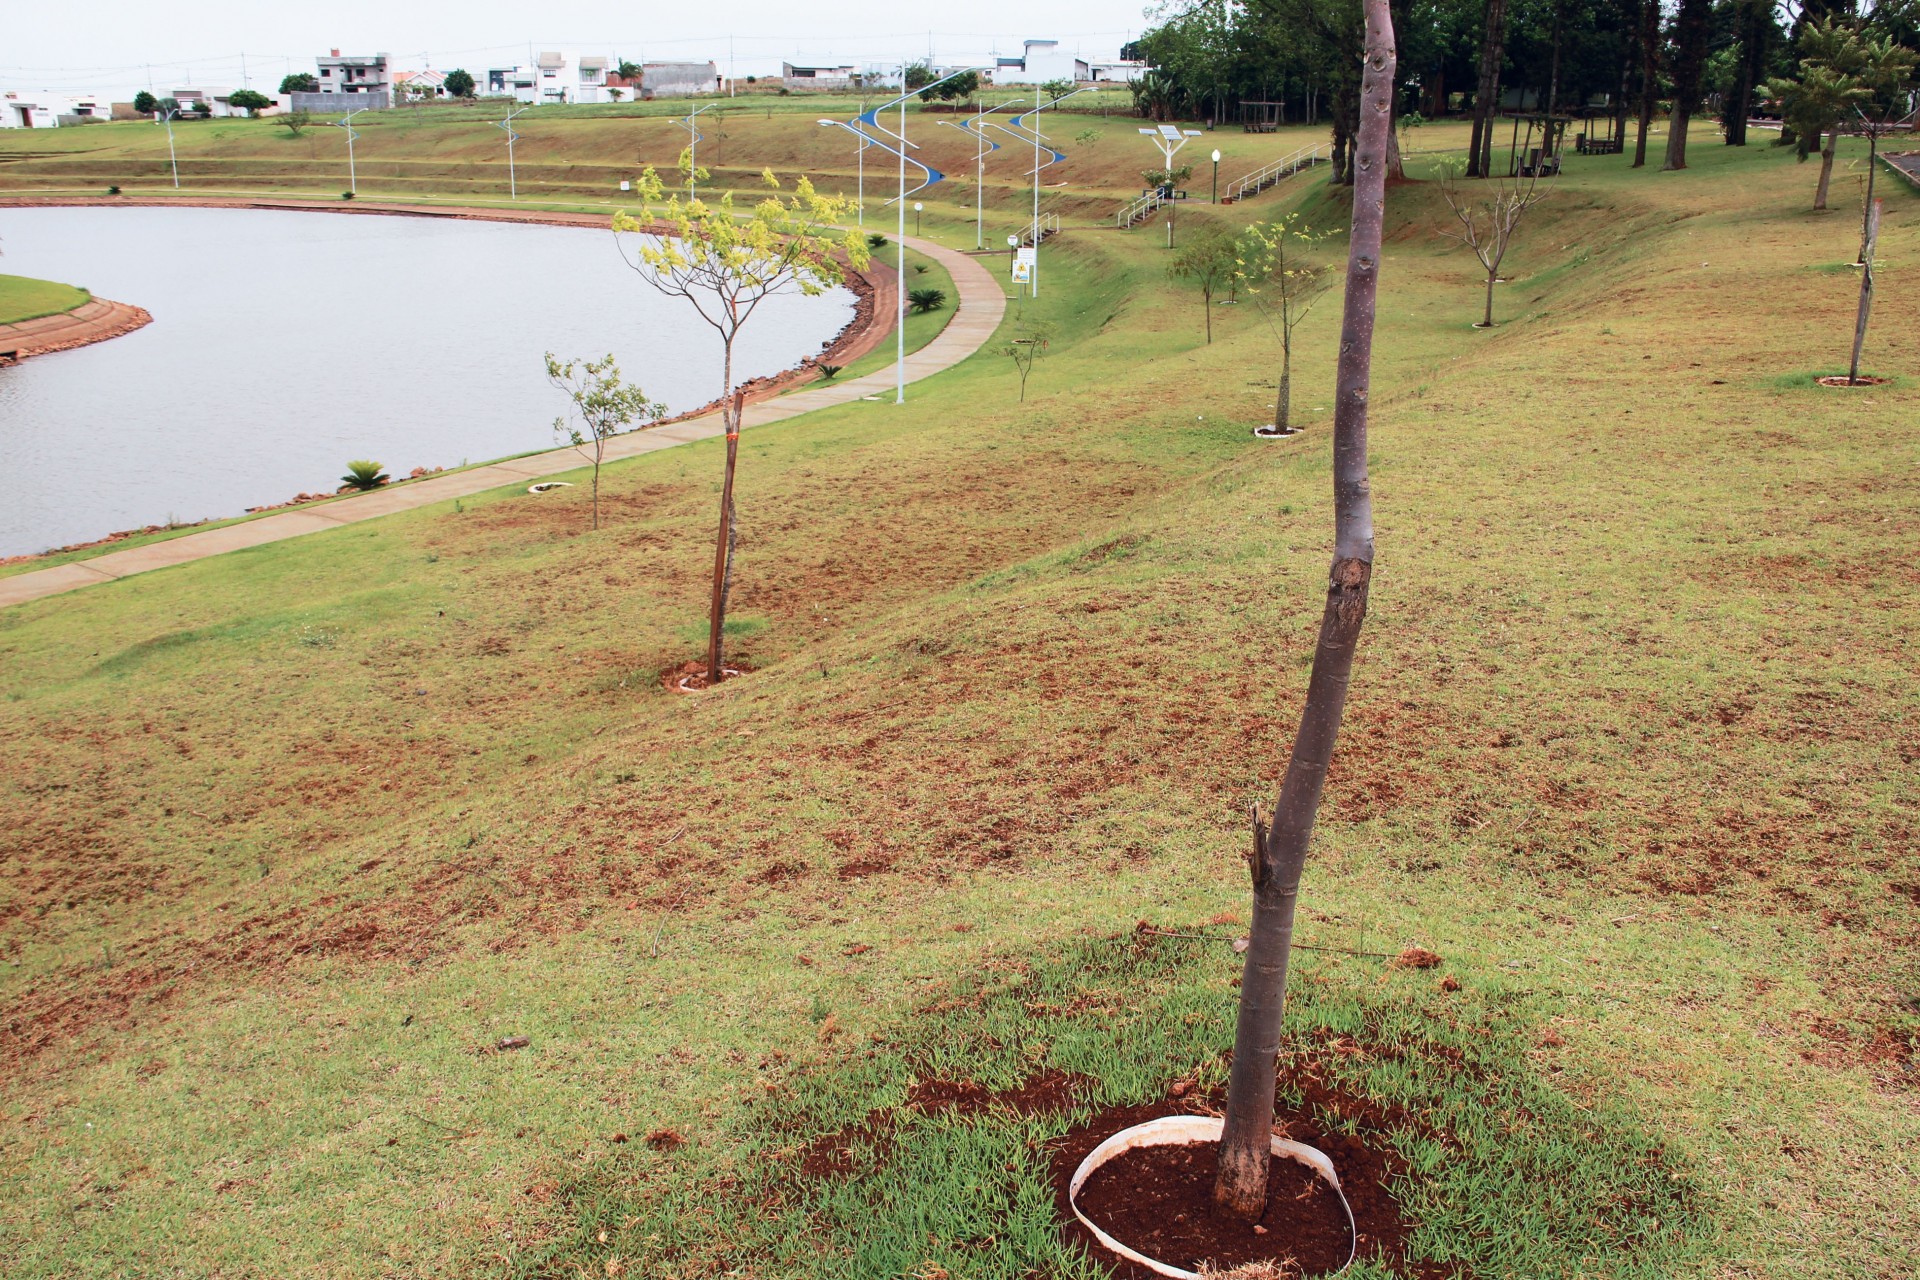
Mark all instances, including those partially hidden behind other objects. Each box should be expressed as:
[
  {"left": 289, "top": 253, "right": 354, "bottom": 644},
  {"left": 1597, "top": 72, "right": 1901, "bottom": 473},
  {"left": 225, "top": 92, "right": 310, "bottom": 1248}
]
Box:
[{"left": 1214, "top": 0, "right": 1394, "bottom": 1223}]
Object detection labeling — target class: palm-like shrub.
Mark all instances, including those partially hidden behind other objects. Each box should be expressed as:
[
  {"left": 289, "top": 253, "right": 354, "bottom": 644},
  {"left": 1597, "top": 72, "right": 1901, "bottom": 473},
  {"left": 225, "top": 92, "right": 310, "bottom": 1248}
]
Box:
[
  {"left": 340, "top": 460, "right": 389, "bottom": 491},
  {"left": 908, "top": 288, "right": 947, "bottom": 314}
]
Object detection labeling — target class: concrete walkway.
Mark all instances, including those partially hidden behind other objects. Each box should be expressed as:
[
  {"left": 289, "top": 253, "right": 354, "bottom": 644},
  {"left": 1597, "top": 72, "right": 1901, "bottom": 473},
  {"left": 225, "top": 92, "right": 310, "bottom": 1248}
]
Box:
[{"left": 0, "top": 228, "right": 1005, "bottom": 610}]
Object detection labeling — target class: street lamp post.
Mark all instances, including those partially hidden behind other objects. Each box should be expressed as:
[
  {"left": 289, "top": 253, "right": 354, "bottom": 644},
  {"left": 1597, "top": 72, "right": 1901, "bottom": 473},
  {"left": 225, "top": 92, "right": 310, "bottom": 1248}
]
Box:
[
  {"left": 1212, "top": 148, "right": 1221, "bottom": 203},
  {"left": 678, "top": 103, "right": 712, "bottom": 201},
  {"left": 1024, "top": 84, "right": 1094, "bottom": 297},
  {"left": 494, "top": 104, "right": 526, "bottom": 200},
  {"left": 160, "top": 107, "right": 180, "bottom": 189},
  {"left": 914, "top": 201, "right": 923, "bottom": 238},
  {"left": 335, "top": 106, "right": 368, "bottom": 197},
  {"left": 816, "top": 119, "right": 869, "bottom": 226}
]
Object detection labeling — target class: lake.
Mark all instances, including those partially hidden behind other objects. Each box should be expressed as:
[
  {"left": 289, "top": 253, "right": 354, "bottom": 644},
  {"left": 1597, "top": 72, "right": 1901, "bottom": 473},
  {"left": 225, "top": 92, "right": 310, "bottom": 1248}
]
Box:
[{"left": 0, "top": 206, "right": 857, "bottom": 558}]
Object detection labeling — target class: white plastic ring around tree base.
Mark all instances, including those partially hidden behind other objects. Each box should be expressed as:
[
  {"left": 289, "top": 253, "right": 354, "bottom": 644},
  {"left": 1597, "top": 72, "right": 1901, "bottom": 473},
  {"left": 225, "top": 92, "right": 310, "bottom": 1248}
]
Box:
[{"left": 1067, "top": 1114, "right": 1356, "bottom": 1280}]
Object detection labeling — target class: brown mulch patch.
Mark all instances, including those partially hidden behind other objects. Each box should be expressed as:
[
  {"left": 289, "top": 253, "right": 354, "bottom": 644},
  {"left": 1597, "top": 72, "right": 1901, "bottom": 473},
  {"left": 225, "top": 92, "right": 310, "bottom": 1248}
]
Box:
[{"left": 1074, "top": 1139, "right": 1350, "bottom": 1277}]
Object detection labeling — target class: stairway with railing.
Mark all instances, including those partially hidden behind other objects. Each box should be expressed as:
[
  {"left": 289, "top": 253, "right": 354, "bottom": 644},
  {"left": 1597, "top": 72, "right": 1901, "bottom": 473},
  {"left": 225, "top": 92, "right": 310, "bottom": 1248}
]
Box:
[
  {"left": 1116, "top": 190, "right": 1167, "bottom": 229},
  {"left": 1024, "top": 212, "right": 1061, "bottom": 245},
  {"left": 1220, "top": 144, "right": 1328, "bottom": 204}
]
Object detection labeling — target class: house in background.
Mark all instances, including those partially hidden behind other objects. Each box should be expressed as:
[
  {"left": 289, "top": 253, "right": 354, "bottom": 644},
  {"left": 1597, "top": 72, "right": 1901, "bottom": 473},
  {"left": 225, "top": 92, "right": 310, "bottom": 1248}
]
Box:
[
  {"left": 535, "top": 51, "right": 611, "bottom": 104},
  {"left": 1, "top": 91, "right": 109, "bottom": 127},
  {"left": 393, "top": 69, "right": 449, "bottom": 101},
  {"left": 992, "top": 39, "right": 1091, "bottom": 85},
  {"left": 642, "top": 62, "right": 721, "bottom": 98},
  {"left": 291, "top": 50, "right": 392, "bottom": 110},
  {"left": 782, "top": 63, "right": 857, "bottom": 91},
  {"left": 487, "top": 66, "right": 537, "bottom": 101}
]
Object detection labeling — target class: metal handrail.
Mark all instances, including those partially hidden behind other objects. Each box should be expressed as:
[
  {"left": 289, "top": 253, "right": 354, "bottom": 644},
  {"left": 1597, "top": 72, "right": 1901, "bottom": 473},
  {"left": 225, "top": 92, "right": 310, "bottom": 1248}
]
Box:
[
  {"left": 1024, "top": 212, "right": 1060, "bottom": 244},
  {"left": 1223, "top": 144, "right": 1327, "bottom": 204},
  {"left": 1116, "top": 190, "right": 1166, "bottom": 228}
]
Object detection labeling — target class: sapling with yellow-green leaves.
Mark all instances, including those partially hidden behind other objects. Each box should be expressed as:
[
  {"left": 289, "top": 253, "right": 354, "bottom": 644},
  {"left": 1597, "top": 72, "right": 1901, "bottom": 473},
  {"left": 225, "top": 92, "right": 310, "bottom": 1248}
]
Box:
[
  {"left": 1237, "top": 214, "right": 1335, "bottom": 433},
  {"left": 613, "top": 163, "right": 869, "bottom": 686}
]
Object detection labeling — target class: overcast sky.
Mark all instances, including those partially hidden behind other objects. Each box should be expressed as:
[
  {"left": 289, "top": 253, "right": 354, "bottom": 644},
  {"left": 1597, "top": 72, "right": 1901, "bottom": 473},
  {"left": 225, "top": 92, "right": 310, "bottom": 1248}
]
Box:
[{"left": 5, "top": 0, "right": 1156, "bottom": 98}]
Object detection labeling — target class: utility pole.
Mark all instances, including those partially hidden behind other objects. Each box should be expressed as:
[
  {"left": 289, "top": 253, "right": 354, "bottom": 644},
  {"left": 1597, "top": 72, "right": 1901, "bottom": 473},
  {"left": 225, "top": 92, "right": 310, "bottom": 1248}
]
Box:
[{"left": 336, "top": 107, "right": 367, "bottom": 195}]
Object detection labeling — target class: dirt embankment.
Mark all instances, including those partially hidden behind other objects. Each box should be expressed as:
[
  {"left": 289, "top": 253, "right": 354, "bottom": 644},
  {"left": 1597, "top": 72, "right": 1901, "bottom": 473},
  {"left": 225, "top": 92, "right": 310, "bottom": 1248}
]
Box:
[{"left": 0, "top": 296, "right": 152, "bottom": 362}]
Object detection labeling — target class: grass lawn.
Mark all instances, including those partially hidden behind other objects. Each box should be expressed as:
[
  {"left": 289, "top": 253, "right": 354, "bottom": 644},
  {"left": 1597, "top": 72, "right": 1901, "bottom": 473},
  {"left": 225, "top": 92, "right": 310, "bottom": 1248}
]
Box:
[
  {"left": 0, "top": 117, "right": 1915, "bottom": 1279},
  {"left": 0, "top": 272, "right": 89, "bottom": 324}
]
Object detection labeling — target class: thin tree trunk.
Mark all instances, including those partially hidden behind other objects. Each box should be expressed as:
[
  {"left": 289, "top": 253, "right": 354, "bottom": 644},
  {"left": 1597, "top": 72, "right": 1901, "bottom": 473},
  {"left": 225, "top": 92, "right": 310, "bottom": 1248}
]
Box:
[
  {"left": 705, "top": 350, "right": 740, "bottom": 685},
  {"left": 1276, "top": 327, "right": 1292, "bottom": 431},
  {"left": 1468, "top": 0, "right": 1509, "bottom": 178},
  {"left": 1850, "top": 198, "right": 1880, "bottom": 383},
  {"left": 592, "top": 453, "right": 602, "bottom": 530},
  {"left": 1214, "top": 0, "right": 1394, "bottom": 1223},
  {"left": 1814, "top": 134, "right": 1835, "bottom": 209},
  {"left": 1546, "top": 5, "right": 1563, "bottom": 119},
  {"left": 1483, "top": 269, "right": 1496, "bottom": 326},
  {"left": 1206, "top": 286, "right": 1214, "bottom": 343},
  {"left": 1633, "top": 0, "right": 1658, "bottom": 168},
  {"left": 1857, "top": 133, "right": 1878, "bottom": 258}
]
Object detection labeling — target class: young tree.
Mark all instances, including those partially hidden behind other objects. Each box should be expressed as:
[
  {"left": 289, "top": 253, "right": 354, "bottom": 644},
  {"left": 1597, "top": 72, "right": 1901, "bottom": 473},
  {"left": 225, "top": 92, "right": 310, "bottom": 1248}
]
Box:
[
  {"left": 444, "top": 68, "right": 476, "bottom": 99},
  {"left": 1168, "top": 227, "right": 1238, "bottom": 343},
  {"left": 1439, "top": 166, "right": 1546, "bottom": 327},
  {"left": 1766, "top": 21, "right": 1916, "bottom": 211},
  {"left": 1848, "top": 197, "right": 1882, "bottom": 384},
  {"left": 279, "top": 72, "right": 318, "bottom": 95},
  {"left": 1000, "top": 319, "right": 1054, "bottom": 401},
  {"left": 546, "top": 352, "right": 665, "bottom": 530},
  {"left": 282, "top": 110, "right": 313, "bottom": 138},
  {"left": 1238, "top": 214, "right": 1335, "bottom": 434},
  {"left": 227, "top": 89, "right": 272, "bottom": 117},
  {"left": 1662, "top": 0, "right": 1713, "bottom": 170},
  {"left": 1214, "top": 0, "right": 1396, "bottom": 1221},
  {"left": 613, "top": 165, "right": 867, "bottom": 686},
  {"left": 191, "top": 100, "right": 213, "bottom": 119},
  {"left": 617, "top": 60, "right": 643, "bottom": 82},
  {"left": 133, "top": 90, "right": 157, "bottom": 116},
  {"left": 903, "top": 60, "right": 936, "bottom": 91},
  {"left": 1042, "top": 77, "right": 1078, "bottom": 99}
]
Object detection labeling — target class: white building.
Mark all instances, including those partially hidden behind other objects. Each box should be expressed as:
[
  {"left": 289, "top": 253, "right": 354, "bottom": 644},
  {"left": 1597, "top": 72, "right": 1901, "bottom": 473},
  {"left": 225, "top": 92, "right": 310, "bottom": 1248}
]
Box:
[
  {"left": 990, "top": 39, "right": 1145, "bottom": 86},
  {"left": 486, "top": 52, "right": 612, "bottom": 104},
  {"left": 782, "top": 63, "right": 858, "bottom": 90},
  {"left": 1, "top": 91, "right": 109, "bottom": 128},
  {"left": 316, "top": 50, "right": 392, "bottom": 98}
]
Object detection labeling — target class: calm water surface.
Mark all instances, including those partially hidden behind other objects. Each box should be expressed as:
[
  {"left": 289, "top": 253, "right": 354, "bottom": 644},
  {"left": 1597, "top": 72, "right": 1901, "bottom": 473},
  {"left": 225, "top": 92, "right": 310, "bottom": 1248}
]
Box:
[{"left": 0, "top": 207, "right": 855, "bottom": 557}]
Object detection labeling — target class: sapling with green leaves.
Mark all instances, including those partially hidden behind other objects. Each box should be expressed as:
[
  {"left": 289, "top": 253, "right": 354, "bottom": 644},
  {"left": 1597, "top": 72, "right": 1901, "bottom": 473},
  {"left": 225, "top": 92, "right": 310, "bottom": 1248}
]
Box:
[
  {"left": 1238, "top": 214, "right": 1335, "bottom": 434},
  {"left": 1213, "top": 0, "right": 1396, "bottom": 1222},
  {"left": 1168, "top": 227, "right": 1238, "bottom": 344},
  {"left": 545, "top": 352, "right": 665, "bottom": 531},
  {"left": 613, "top": 161, "right": 868, "bottom": 686},
  {"left": 1000, "top": 319, "right": 1054, "bottom": 402}
]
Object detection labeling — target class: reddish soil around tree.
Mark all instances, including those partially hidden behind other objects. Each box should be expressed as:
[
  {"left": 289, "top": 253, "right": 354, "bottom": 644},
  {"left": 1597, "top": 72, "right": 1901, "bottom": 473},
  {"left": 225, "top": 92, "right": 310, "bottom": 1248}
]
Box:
[{"left": 1074, "top": 1140, "right": 1351, "bottom": 1276}]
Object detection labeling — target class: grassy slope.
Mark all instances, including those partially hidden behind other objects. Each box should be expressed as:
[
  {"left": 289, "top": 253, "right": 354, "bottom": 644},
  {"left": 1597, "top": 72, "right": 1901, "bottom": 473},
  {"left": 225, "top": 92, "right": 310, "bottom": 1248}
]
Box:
[
  {"left": 0, "top": 121, "right": 1916, "bottom": 1278},
  {"left": 0, "top": 273, "right": 89, "bottom": 324}
]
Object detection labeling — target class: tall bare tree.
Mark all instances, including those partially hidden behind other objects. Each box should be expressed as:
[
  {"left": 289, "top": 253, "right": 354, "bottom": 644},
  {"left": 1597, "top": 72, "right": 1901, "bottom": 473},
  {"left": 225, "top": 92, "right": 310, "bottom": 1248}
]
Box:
[
  {"left": 1213, "top": 0, "right": 1396, "bottom": 1222},
  {"left": 1632, "top": 0, "right": 1660, "bottom": 168}
]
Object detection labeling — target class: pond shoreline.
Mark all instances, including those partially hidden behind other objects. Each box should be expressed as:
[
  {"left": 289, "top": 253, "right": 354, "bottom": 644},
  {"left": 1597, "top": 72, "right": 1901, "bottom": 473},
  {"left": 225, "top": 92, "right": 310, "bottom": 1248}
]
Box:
[
  {"left": 0, "top": 195, "right": 894, "bottom": 413},
  {"left": 0, "top": 295, "right": 152, "bottom": 363},
  {"left": 0, "top": 196, "right": 893, "bottom": 564}
]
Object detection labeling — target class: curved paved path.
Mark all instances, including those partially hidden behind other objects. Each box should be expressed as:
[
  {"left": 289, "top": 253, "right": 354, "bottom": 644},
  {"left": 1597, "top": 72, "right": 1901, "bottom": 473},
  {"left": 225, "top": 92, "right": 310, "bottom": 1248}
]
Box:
[{"left": 0, "top": 215, "right": 1004, "bottom": 610}]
